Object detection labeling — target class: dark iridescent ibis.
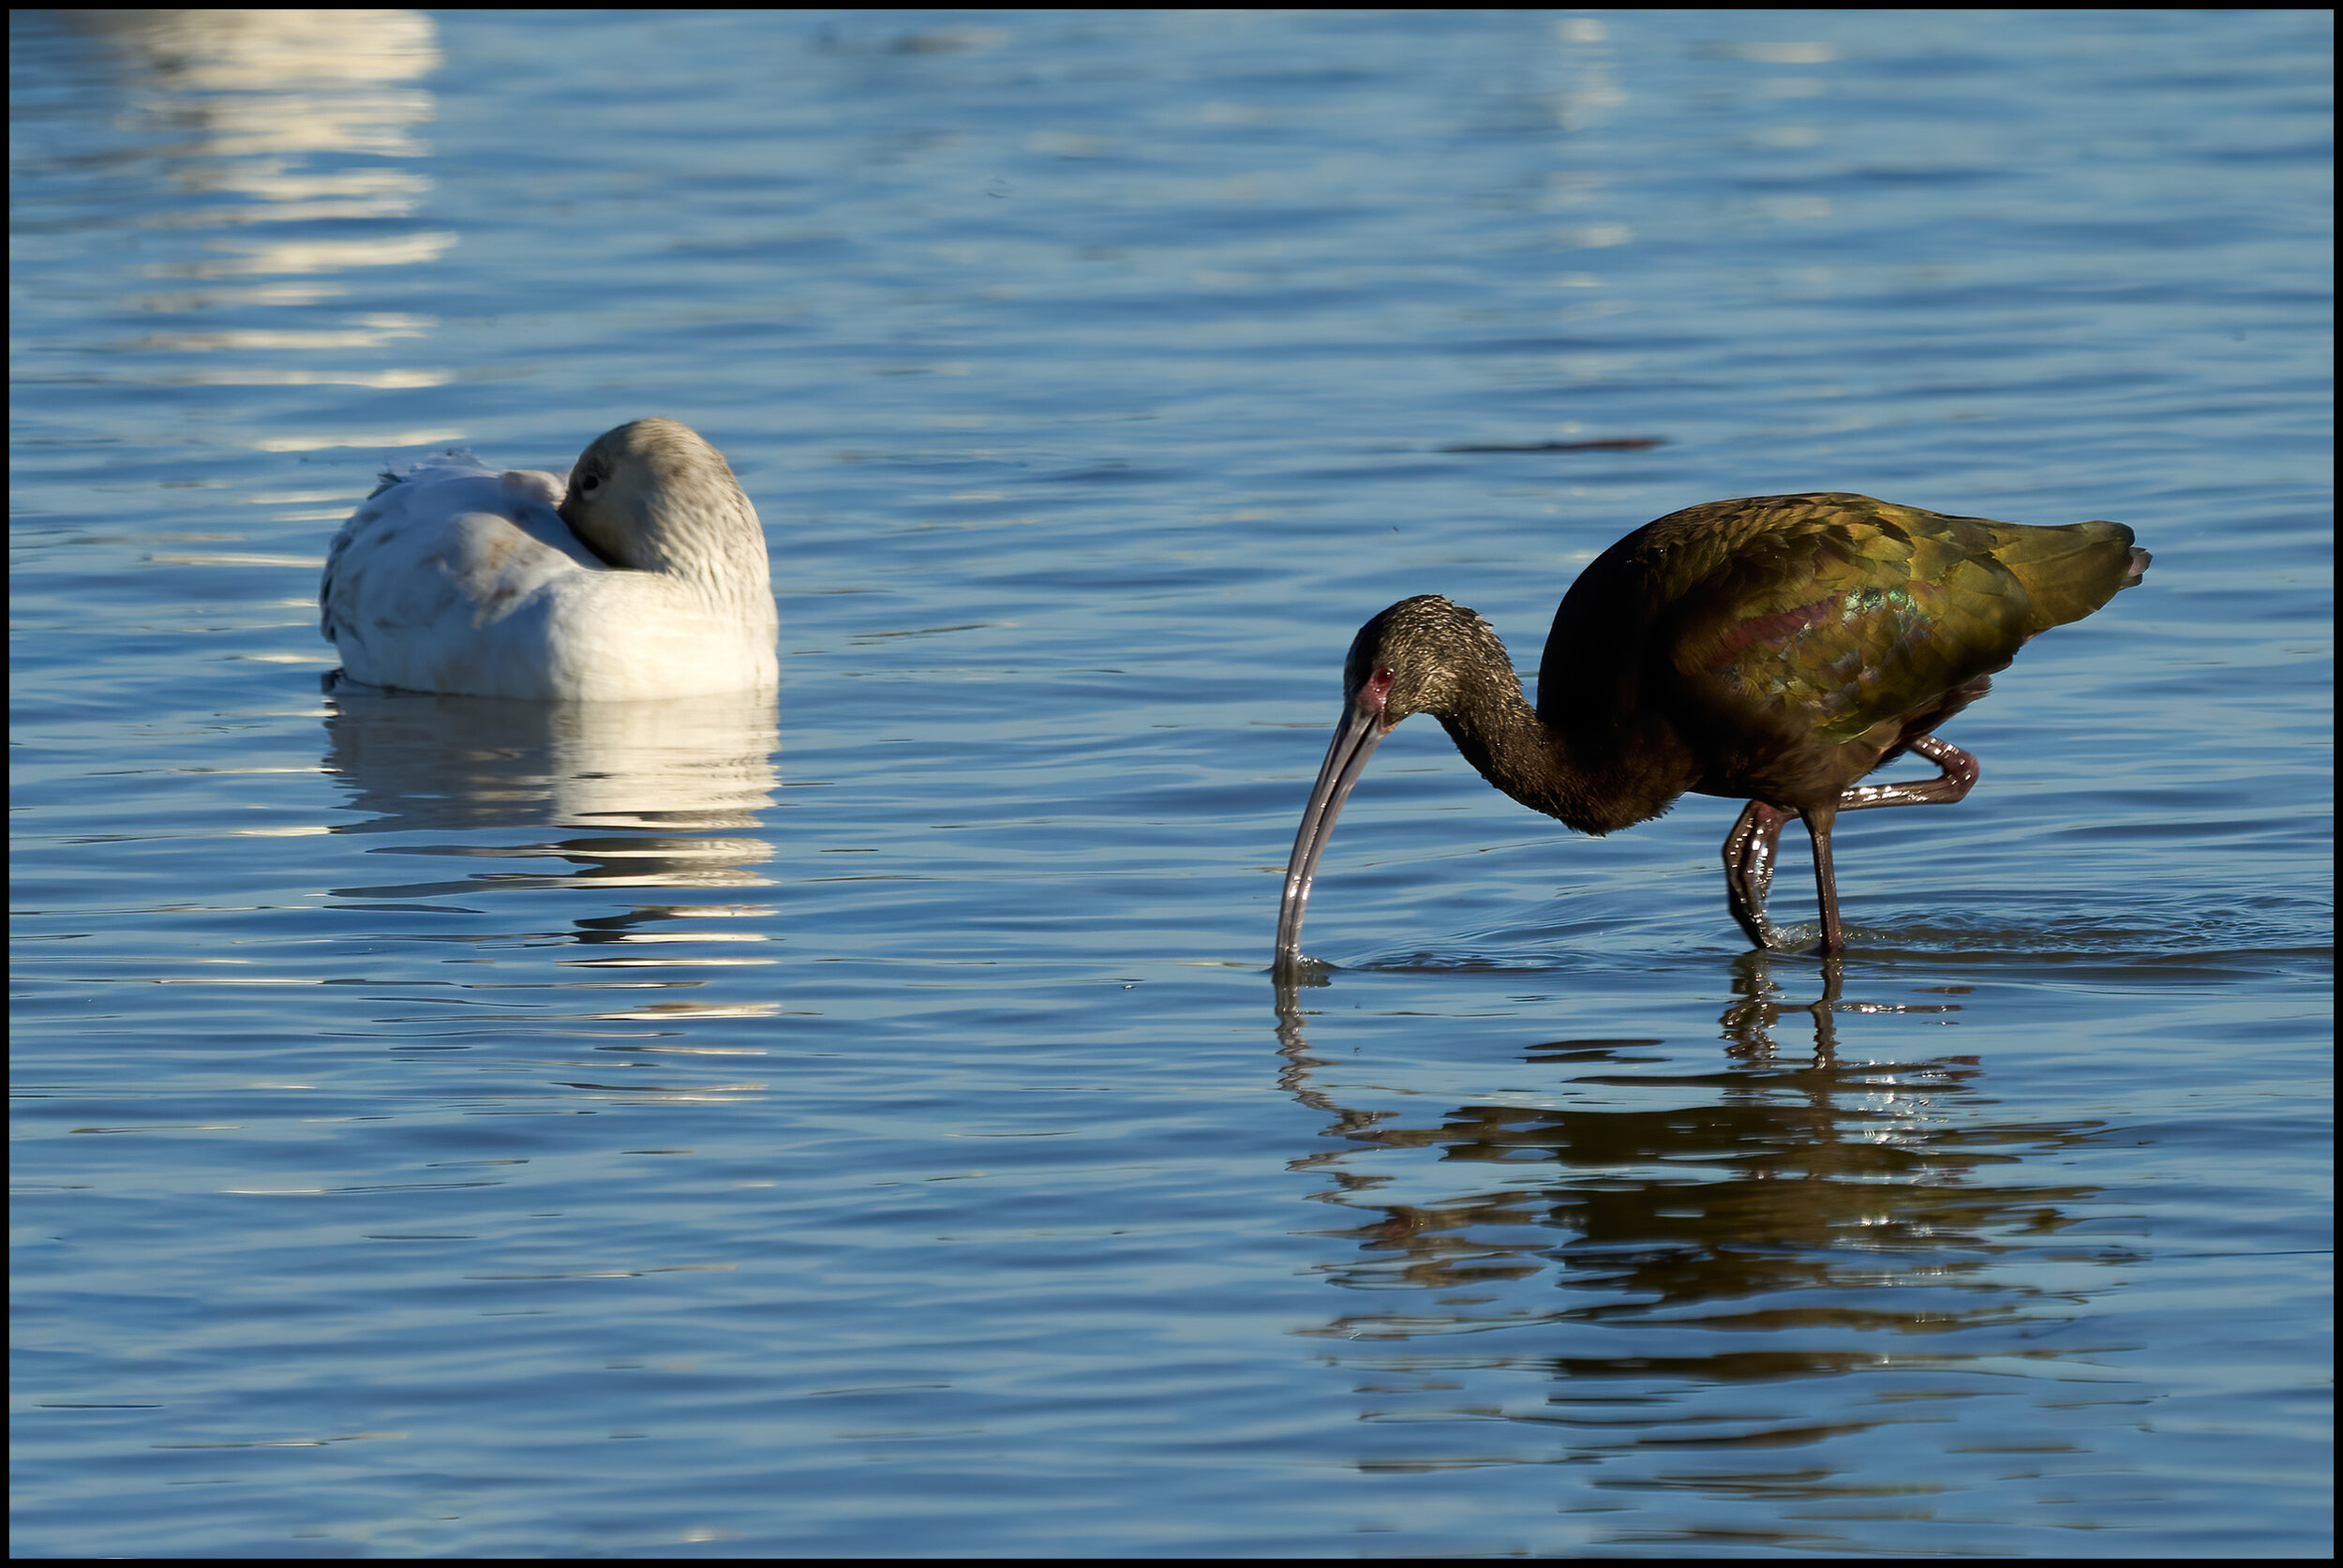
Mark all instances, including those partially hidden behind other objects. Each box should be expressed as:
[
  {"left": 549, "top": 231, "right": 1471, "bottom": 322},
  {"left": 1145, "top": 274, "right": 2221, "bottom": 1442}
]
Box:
[{"left": 1273, "top": 493, "right": 2150, "bottom": 969}]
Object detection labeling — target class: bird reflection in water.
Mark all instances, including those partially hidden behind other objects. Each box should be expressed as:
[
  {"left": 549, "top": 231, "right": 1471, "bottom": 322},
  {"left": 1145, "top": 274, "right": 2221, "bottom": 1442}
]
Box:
[
  {"left": 1274, "top": 950, "right": 1948, "bottom": 1068},
  {"left": 1266, "top": 963, "right": 2122, "bottom": 1407},
  {"left": 319, "top": 680, "right": 783, "bottom": 929}
]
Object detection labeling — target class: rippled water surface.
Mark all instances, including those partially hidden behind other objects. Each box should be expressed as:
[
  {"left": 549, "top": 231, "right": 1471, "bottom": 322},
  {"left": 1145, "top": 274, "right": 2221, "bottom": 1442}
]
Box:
[{"left": 11, "top": 9, "right": 2332, "bottom": 1557}]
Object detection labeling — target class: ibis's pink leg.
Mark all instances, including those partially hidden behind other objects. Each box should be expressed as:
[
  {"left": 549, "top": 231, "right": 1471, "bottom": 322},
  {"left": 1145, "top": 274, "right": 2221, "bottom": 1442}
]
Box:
[
  {"left": 1723, "top": 799, "right": 1795, "bottom": 949},
  {"left": 1722, "top": 737, "right": 1981, "bottom": 952},
  {"left": 1837, "top": 735, "right": 1978, "bottom": 813},
  {"left": 1803, "top": 802, "right": 1843, "bottom": 954}
]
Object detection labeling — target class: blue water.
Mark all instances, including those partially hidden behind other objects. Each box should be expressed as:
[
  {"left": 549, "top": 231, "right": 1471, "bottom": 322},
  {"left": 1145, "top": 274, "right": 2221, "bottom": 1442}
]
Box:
[{"left": 12, "top": 9, "right": 2331, "bottom": 1557}]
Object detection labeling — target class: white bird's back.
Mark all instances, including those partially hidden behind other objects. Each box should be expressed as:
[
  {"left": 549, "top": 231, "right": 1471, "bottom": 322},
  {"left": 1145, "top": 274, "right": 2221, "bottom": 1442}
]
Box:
[{"left": 320, "top": 420, "right": 778, "bottom": 701}]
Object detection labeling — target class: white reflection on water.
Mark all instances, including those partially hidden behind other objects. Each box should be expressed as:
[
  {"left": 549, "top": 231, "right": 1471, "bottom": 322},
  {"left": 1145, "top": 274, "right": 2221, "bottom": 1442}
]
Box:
[{"left": 322, "top": 680, "right": 780, "bottom": 835}]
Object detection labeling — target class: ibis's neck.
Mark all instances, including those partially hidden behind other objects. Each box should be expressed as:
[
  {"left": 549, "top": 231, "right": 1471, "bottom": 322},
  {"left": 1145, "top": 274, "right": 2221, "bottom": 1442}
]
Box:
[{"left": 1432, "top": 659, "right": 1685, "bottom": 837}]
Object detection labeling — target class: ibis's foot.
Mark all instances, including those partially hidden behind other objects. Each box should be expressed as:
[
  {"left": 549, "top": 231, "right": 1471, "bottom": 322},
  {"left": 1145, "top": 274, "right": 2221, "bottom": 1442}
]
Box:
[
  {"left": 1755, "top": 919, "right": 1832, "bottom": 955},
  {"left": 1837, "top": 735, "right": 1978, "bottom": 813}
]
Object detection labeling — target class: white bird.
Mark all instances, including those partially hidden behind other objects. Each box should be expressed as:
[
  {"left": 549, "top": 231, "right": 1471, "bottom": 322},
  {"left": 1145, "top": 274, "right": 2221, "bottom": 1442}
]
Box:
[{"left": 321, "top": 418, "right": 778, "bottom": 701}]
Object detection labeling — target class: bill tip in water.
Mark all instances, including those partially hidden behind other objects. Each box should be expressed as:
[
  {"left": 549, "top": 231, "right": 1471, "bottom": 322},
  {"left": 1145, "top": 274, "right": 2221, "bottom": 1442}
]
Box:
[{"left": 1271, "top": 951, "right": 1337, "bottom": 987}]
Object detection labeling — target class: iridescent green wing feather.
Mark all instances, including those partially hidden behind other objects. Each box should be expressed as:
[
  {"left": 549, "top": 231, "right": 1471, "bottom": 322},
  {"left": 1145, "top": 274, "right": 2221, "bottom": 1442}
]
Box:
[{"left": 1649, "top": 495, "right": 2036, "bottom": 749}]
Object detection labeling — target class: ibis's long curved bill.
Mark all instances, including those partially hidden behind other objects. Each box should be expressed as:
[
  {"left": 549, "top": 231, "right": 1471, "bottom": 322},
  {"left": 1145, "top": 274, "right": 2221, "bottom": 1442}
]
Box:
[{"left": 1273, "top": 698, "right": 1389, "bottom": 973}]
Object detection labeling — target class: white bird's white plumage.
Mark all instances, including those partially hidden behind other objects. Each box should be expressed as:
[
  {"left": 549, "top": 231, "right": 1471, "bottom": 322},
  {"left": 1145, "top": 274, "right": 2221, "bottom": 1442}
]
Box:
[{"left": 321, "top": 417, "right": 778, "bottom": 701}]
